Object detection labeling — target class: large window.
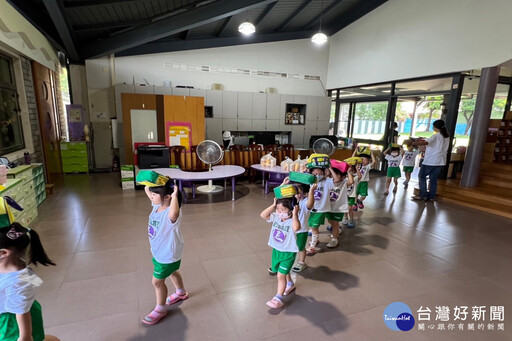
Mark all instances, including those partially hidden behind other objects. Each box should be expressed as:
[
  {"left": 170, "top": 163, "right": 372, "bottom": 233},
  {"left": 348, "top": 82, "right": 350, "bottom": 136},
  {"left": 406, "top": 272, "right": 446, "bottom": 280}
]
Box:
[
  {"left": 352, "top": 101, "right": 389, "bottom": 141},
  {"left": 0, "top": 54, "right": 24, "bottom": 154}
]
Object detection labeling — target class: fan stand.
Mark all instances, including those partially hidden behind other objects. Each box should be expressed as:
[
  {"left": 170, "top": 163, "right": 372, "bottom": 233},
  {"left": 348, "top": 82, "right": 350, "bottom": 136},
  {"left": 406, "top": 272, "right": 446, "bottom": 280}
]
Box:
[{"left": 196, "top": 164, "right": 223, "bottom": 193}]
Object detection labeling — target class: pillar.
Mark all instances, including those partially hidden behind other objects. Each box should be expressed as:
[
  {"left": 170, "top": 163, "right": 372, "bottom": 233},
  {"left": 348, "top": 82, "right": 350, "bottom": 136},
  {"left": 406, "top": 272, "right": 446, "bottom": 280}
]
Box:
[{"left": 460, "top": 67, "right": 500, "bottom": 188}]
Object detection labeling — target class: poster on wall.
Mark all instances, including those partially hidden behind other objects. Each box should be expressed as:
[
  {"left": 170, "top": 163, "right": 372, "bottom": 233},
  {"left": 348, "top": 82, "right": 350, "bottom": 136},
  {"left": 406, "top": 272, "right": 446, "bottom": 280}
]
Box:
[
  {"left": 66, "top": 104, "right": 85, "bottom": 141},
  {"left": 166, "top": 122, "right": 192, "bottom": 152}
]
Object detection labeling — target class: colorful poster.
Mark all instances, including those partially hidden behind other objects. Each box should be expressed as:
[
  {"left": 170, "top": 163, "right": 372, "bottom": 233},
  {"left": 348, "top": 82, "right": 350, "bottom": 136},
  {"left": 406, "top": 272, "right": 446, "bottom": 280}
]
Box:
[{"left": 166, "top": 121, "right": 192, "bottom": 152}]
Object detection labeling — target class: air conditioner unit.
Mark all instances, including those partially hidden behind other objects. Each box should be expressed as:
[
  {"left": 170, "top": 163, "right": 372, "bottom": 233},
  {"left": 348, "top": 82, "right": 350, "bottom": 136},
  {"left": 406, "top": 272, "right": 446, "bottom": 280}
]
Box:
[
  {"left": 211, "top": 83, "right": 223, "bottom": 90},
  {"left": 265, "top": 87, "right": 277, "bottom": 94}
]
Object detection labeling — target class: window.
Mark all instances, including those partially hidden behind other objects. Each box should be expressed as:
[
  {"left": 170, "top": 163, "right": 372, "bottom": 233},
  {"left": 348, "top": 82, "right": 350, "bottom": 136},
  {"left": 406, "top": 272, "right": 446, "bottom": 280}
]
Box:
[
  {"left": 0, "top": 54, "right": 24, "bottom": 154},
  {"left": 352, "top": 101, "right": 389, "bottom": 141}
]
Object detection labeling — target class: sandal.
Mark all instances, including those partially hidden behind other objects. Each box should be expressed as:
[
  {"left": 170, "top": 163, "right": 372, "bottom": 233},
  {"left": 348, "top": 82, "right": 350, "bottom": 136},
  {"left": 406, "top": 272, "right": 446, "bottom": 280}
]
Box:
[
  {"left": 166, "top": 292, "right": 189, "bottom": 305},
  {"left": 284, "top": 284, "right": 296, "bottom": 296},
  {"left": 306, "top": 246, "right": 318, "bottom": 256},
  {"left": 266, "top": 296, "right": 284, "bottom": 308},
  {"left": 292, "top": 262, "right": 308, "bottom": 273},
  {"left": 142, "top": 308, "right": 167, "bottom": 325}
]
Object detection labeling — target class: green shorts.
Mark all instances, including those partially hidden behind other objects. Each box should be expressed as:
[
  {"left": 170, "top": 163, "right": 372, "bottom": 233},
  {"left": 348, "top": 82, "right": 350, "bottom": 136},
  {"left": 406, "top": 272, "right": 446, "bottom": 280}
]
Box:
[
  {"left": 296, "top": 232, "right": 308, "bottom": 251},
  {"left": 308, "top": 212, "right": 345, "bottom": 228},
  {"left": 271, "top": 249, "right": 296, "bottom": 275},
  {"left": 152, "top": 258, "right": 181, "bottom": 279},
  {"left": 348, "top": 197, "right": 356, "bottom": 206},
  {"left": 0, "top": 301, "right": 45, "bottom": 341},
  {"left": 387, "top": 166, "right": 401, "bottom": 178},
  {"left": 356, "top": 181, "right": 369, "bottom": 197},
  {"left": 403, "top": 166, "right": 414, "bottom": 173}
]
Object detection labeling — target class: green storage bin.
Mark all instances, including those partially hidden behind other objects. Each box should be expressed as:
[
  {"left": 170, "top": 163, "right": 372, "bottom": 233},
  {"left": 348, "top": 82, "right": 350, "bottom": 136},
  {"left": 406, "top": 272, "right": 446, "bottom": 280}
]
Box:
[{"left": 289, "top": 172, "right": 316, "bottom": 185}]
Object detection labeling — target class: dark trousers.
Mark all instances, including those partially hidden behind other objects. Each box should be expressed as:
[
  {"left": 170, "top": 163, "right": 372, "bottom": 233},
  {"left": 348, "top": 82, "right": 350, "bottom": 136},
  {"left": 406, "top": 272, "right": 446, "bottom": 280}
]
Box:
[{"left": 419, "top": 165, "right": 443, "bottom": 199}]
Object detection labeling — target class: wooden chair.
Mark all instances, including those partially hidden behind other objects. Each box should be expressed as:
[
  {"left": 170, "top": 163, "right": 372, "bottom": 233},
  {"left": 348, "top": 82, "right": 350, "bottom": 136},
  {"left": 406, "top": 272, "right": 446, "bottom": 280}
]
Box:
[
  {"left": 228, "top": 144, "right": 246, "bottom": 167},
  {"left": 190, "top": 145, "right": 208, "bottom": 171},
  {"left": 170, "top": 145, "right": 195, "bottom": 199},
  {"left": 264, "top": 144, "right": 280, "bottom": 163},
  {"left": 281, "top": 144, "right": 295, "bottom": 161},
  {"left": 248, "top": 144, "right": 264, "bottom": 183}
]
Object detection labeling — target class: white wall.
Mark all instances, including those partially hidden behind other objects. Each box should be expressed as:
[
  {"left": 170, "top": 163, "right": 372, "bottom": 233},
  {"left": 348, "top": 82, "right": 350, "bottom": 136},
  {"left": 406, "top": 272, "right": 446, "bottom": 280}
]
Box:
[
  {"left": 86, "top": 39, "right": 329, "bottom": 96},
  {"left": 327, "top": 0, "right": 512, "bottom": 89}
]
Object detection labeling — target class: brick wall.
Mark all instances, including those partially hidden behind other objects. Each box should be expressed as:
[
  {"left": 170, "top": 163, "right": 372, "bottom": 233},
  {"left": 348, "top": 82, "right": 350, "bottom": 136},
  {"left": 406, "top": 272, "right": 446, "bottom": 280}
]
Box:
[{"left": 20, "top": 57, "right": 43, "bottom": 164}]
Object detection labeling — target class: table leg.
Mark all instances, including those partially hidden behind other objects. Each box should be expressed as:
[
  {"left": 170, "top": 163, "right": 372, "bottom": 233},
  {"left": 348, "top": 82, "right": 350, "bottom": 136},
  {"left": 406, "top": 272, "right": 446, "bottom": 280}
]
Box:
[
  {"left": 179, "top": 180, "right": 187, "bottom": 202},
  {"left": 224, "top": 179, "right": 227, "bottom": 189},
  {"left": 262, "top": 171, "right": 265, "bottom": 189},
  {"left": 231, "top": 176, "right": 236, "bottom": 201}
]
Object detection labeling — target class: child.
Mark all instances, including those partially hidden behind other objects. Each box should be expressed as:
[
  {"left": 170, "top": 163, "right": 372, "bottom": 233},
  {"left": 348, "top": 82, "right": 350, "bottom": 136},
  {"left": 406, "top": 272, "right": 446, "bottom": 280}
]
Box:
[
  {"left": 346, "top": 163, "right": 361, "bottom": 228},
  {"left": 142, "top": 180, "right": 188, "bottom": 325},
  {"left": 0, "top": 222, "right": 60, "bottom": 341},
  {"left": 402, "top": 143, "right": 419, "bottom": 188},
  {"left": 328, "top": 160, "right": 353, "bottom": 247},
  {"left": 268, "top": 181, "right": 315, "bottom": 274},
  {"left": 354, "top": 152, "right": 376, "bottom": 210},
  {"left": 306, "top": 156, "right": 335, "bottom": 255},
  {"left": 383, "top": 146, "right": 404, "bottom": 194},
  {"left": 260, "top": 198, "right": 300, "bottom": 308}
]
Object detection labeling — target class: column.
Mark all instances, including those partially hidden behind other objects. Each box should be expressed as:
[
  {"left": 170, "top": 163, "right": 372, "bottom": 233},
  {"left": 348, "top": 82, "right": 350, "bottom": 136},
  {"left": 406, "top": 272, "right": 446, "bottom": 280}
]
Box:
[{"left": 460, "top": 67, "right": 500, "bottom": 188}]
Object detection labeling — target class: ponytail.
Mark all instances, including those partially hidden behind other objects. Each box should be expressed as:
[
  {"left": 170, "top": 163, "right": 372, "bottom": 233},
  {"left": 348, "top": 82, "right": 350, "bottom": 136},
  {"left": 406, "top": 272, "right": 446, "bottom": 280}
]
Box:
[
  {"left": 0, "top": 223, "right": 55, "bottom": 267},
  {"left": 27, "top": 228, "right": 56, "bottom": 266},
  {"left": 433, "top": 120, "right": 449, "bottom": 138}
]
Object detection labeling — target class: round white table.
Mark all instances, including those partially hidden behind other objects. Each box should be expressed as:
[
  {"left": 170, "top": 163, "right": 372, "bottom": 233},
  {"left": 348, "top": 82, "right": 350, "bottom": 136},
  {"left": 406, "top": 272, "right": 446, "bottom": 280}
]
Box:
[
  {"left": 152, "top": 165, "right": 245, "bottom": 201},
  {"left": 250, "top": 165, "right": 290, "bottom": 193}
]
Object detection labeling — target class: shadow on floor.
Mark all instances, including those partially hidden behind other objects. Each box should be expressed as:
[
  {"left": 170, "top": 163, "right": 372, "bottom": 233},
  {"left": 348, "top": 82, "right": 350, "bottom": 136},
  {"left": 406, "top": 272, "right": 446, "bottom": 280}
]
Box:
[
  {"left": 129, "top": 307, "right": 188, "bottom": 341},
  {"left": 269, "top": 295, "right": 349, "bottom": 335},
  {"left": 299, "top": 265, "right": 359, "bottom": 291},
  {"left": 181, "top": 184, "right": 250, "bottom": 204},
  {"left": 339, "top": 226, "right": 390, "bottom": 255}
]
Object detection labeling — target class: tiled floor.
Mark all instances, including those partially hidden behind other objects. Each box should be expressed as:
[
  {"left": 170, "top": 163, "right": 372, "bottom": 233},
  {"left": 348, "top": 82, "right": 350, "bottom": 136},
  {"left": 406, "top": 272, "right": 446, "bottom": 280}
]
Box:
[{"left": 32, "top": 173, "right": 512, "bottom": 340}]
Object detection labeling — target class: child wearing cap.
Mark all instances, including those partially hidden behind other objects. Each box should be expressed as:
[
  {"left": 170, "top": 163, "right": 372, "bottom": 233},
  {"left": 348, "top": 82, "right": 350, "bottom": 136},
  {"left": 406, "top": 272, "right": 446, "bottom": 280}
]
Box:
[
  {"left": 327, "top": 160, "right": 353, "bottom": 247},
  {"left": 345, "top": 161, "right": 361, "bottom": 228},
  {"left": 351, "top": 149, "right": 377, "bottom": 211}
]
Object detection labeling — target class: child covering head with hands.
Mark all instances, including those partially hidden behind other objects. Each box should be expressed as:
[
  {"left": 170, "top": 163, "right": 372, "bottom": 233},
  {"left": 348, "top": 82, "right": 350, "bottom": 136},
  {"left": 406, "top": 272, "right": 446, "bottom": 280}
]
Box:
[
  {"left": 261, "top": 197, "right": 300, "bottom": 309},
  {"left": 142, "top": 179, "right": 188, "bottom": 325}
]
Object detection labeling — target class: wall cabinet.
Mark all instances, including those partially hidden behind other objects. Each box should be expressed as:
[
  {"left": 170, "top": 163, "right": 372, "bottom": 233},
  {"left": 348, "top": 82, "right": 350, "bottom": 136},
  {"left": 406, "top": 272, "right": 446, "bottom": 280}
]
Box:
[
  {"left": 206, "top": 118, "right": 222, "bottom": 142},
  {"left": 318, "top": 97, "right": 332, "bottom": 121},
  {"left": 237, "top": 92, "right": 252, "bottom": 119},
  {"left": 206, "top": 90, "right": 223, "bottom": 118},
  {"left": 6, "top": 166, "right": 38, "bottom": 226},
  {"left": 266, "top": 93, "right": 281, "bottom": 119},
  {"left": 291, "top": 126, "right": 305, "bottom": 146},
  {"left": 252, "top": 119, "right": 266, "bottom": 130},
  {"left": 222, "top": 118, "right": 237, "bottom": 131},
  {"left": 172, "top": 87, "right": 190, "bottom": 96},
  {"left": 237, "top": 119, "right": 252, "bottom": 131},
  {"left": 306, "top": 96, "right": 319, "bottom": 121},
  {"left": 222, "top": 91, "right": 238, "bottom": 118},
  {"left": 265, "top": 119, "right": 280, "bottom": 131},
  {"left": 252, "top": 93, "right": 266, "bottom": 119}
]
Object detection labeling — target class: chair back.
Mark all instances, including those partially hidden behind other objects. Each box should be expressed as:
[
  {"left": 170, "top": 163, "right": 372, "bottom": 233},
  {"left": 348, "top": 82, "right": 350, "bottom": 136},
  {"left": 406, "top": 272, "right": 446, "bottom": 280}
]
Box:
[
  {"left": 248, "top": 144, "right": 264, "bottom": 165},
  {"left": 170, "top": 145, "right": 186, "bottom": 169},
  {"left": 264, "top": 144, "right": 280, "bottom": 163},
  {"left": 281, "top": 144, "right": 295, "bottom": 160},
  {"left": 228, "top": 144, "right": 246, "bottom": 166},
  {"left": 190, "top": 145, "right": 208, "bottom": 171}
]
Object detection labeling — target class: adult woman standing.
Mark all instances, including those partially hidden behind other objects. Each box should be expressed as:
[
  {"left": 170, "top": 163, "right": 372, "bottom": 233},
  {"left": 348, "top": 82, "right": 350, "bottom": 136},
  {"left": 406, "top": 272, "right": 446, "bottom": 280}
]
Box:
[{"left": 410, "top": 120, "right": 450, "bottom": 201}]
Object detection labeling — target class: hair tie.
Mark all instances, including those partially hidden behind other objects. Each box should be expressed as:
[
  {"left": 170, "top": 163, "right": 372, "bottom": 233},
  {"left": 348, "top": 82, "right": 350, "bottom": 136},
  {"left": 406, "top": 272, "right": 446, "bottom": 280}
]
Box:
[{"left": 26, "top": 228, "right": 31, "bottom": 232}]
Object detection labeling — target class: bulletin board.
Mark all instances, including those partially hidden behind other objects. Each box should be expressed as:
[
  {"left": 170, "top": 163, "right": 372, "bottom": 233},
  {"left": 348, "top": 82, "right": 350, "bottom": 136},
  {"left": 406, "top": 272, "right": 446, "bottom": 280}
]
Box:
[{"left": 166, "top": 122, "right": 192, "bottom": 152}]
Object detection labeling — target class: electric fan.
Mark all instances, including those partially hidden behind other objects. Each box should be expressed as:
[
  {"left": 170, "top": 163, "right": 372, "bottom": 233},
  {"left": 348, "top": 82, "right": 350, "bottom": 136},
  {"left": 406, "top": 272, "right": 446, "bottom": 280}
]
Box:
[
  {"left": 196, "top": 140, "right": 224, "bottom": 193},
  {"left": 312, "top": 138, "right": 335, "bottom": 156}
]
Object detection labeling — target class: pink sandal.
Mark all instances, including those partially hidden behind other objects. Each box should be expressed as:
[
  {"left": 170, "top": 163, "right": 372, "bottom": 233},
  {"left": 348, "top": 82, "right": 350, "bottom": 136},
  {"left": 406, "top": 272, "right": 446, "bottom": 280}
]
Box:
[
  {"left": 141, "top": 308, "right": 167, "bottom": 325},
  {"left": 166, "top": 292, "right": 189, "bottom": 305}
]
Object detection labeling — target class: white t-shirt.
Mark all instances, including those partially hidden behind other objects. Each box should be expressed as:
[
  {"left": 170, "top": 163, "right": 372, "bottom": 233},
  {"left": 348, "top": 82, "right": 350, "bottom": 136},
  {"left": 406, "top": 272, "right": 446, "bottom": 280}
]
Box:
[
  {"left": 347, "top": 174, "right": 359, "bottom": 198},
  {"left": 385, "top": 154, "right": 402, "bottom": 168},
  {"left": 267, "top": 213, "right": 298, "bottom": 252},
  {"left": 0, "top": 267, "right": 42, "bottom": 314},
  {"left": 297, "top": 197, "right": 310, "bottom": 233},
  {"left": 312, "top": 177, "right": 335, "bottom": 212},
  {"left": 423, "top": 133, "right": 450, "bottom": 166},
  {"left": 330, "top": 179, "right": 349, "bottom": 213},
  {"left": 148, "top": 204, "right": 184, "bottom": 264},
  {"left": 359, "top": 164, "right": 372, "bottom": 182},
  {"left": 402, "top": 150, "right": 419, "bottom": 167}
]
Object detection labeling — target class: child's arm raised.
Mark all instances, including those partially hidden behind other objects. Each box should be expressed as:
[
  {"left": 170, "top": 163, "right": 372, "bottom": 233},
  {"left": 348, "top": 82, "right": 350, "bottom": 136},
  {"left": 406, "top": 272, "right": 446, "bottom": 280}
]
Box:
[
  {"left": 383, "top": 148, "right": 390, "bottom": 155},
  {"left": 16, "top": 312, "right": 32, "bottom": 341},
  {"left": 168, "top": 186, "right": 180, "bottom": 223},
  {"left": 370, "top": 151, "right": 377, "bottom": 167},
  {"left": 260, "top": 198, "right": 277, "bottom": 220},
  {"left": 292, "top": 205, "right": 300, "bottom": 232},
  {"left": 281, "top": 176, "right": 290, "bottom": 186},
  {"left": 306, "top": 183, "right": 317, "bottom": 210},
  {"left": 144, "top": 185, "right": 152, "bottom": 199},
  {"left": 346, "top": 171, "right": 354, "bottom": 187},
  {"left": 356, "top": 164, "right": 362, "bottom": 178}
]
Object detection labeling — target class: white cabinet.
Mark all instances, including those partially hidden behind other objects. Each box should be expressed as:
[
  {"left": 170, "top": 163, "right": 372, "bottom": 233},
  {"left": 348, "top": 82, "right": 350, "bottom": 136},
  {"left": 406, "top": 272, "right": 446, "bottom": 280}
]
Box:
[
  {"left": 222, "top": 118, "right": 237, "bottom": 131},
  {"left": 265, "top": 119, "right": 280, "bottom": 131},
  {"left": 237, "top": 92, "right": 252, "bottom": 118},
  {"left": 222, "top": 91, "right": 238, "bottom": 118},
  {"left": 206, "top": 118, "right": 223, "bottom": 142},
  {"left": 153, "top": 86, "right": 173, "bottom": 95},
  {"left": 206, "top": 90, "right": 222, "bottom": 118},
  {"left": 316, "top": 120, "right": 330, "bottom": 135},
  {"left": 134, "top": 85, "right": 154, "bottom": 94},
  {"left": 280, "top": 95, "right": 294, "bottom": 115},
  {"left": 304, "top": 122, "right": 317, "bottom": 145},
  {"left": 318, "top": 97, "right": 332, "bottom": 121},
  {"left": 279, "top": 119, "right": 292, "bottom": 132},
  {"left": 173, "top": 87, "right": 190, "bottom": 96},
  {"left": 238, "top": 119, "right": 252, "bottom": 131},
  {"left": 291, "top": 126, "right": 305, "bottom": 146},
  {"left": 252, "top": 119, "right": 266, "bottom": 130},
  {"left": 293, "top": 95, "right": 307, "bottom": 105},
  {"left": 189, "top": 89, "right": 206, "bottom": 98},
  {"left": 306, "top": 96, "right": 319, "bottom": 121},
  {"left": 266, "top": 93, "right": 281, "bottom": 119},
  {"left": 252, "top": 93, "right": 266, "bottom": 119}
]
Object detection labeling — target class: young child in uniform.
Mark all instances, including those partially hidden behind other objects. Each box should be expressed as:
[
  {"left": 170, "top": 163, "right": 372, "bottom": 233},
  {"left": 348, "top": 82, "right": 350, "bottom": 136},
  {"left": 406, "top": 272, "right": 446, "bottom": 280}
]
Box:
[
  {"left": 142, "top": 180, "right": 188, "bottom": 325},
  {"left": 260, "top": 198, "right": 300, "bottom": 309},
  {"left": 328, "top": 160, "right": 353, "bottom": 246},
  {"left": 0, "top": 223, "right": 60, "bottom": 341},
  {"left": 402, "top": 143, "right": 419, "bottom": 188},
  {"left": 383, "top": 146, "right": 404, "bottom": 194},
  {"left": 345, "top": 162, "right": 361, "bottom": 228},
  {"left": 354, "top": 152, "right": 376, "bottom": 211},
  {"left": 305, "top": 154, "right": 335, "bottom": 255}
]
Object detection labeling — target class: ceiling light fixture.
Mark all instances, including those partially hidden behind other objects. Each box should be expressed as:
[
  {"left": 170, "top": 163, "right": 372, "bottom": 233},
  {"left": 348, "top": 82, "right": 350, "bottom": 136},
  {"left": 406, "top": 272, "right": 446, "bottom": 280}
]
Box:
[
  {"left": 312, "top": 0, "right": 328, "bottom": 45},
  {"left": 238, "top": 21, "right": 256, "bottom": 35}
]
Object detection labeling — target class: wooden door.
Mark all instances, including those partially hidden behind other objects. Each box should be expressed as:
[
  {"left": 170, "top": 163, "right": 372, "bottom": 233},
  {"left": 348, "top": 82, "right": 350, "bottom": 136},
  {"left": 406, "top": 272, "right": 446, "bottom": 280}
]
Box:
[{"left": 32, "top": 62, "right": 62, "bottom": 183}]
